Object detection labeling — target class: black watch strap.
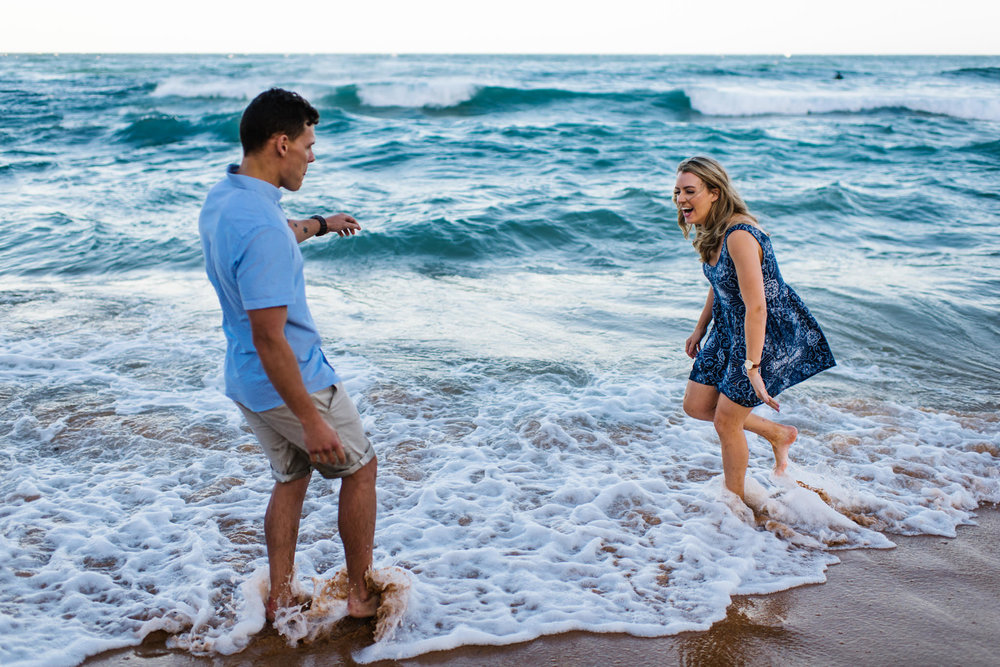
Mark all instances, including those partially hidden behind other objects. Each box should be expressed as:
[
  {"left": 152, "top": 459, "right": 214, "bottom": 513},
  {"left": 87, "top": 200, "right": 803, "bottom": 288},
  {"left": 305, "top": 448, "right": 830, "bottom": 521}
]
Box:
[{"left": 310, "top": 214, "right": 328, "bottom": 236}]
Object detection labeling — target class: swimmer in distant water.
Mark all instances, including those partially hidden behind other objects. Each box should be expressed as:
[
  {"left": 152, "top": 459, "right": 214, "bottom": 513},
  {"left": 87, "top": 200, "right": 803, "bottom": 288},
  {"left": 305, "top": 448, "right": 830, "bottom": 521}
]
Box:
[
  {"left": 834, "top": 71, "right": 844, "bottom": 80},
  {"left": 674, "top": 156, "right": 836, "bottom": 502},
  {"left": 199, "top": 89, "right": 378, "bottom": 623}
]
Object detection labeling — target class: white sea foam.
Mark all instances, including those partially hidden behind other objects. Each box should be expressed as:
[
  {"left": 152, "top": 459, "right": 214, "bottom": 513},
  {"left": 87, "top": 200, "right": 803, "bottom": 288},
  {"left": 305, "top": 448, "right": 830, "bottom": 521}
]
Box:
[
  {"left": 355, "top": 80, "right": 481, "bottom": 109},
  {"left": 684, "top": 84, "right": 1000, "bottom": 122},
  {"left": 151, "top": 77, "right": 269, "bottom": 100},
  {"left": 151, "top": 73, "right": 482, "bottom": 109},
  {"left": 1, "top": 275, "right": 998, "bottom": 666}
]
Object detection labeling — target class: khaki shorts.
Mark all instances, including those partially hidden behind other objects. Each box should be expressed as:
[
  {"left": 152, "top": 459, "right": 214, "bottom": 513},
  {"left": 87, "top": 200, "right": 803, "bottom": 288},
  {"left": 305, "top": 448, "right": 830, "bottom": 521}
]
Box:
[{"left": 237, "top": 383, "right": 375, "bottom": 483}]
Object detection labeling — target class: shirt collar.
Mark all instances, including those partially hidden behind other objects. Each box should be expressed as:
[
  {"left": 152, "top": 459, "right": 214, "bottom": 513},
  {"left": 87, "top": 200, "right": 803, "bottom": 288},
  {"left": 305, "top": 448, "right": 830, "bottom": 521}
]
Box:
[{"left": 226, "top": 164, "right": 282, "bottom": 203}]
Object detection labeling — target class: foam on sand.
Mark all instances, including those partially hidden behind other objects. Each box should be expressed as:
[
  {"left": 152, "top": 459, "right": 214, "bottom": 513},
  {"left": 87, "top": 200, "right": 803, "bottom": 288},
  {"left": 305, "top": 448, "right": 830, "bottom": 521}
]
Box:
[
  {"left": 163, "top": 566, "right": 412, "bottom": 655},
  {"left": 278, "top": 566, "right": 413, "bottom": 645}
]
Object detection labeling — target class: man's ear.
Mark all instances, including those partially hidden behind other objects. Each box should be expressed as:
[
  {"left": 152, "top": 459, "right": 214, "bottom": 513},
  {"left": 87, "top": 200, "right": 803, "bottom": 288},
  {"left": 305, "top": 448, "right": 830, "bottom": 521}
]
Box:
[{"left": 273, "top": 133, "right": 289, "bottom": 157}]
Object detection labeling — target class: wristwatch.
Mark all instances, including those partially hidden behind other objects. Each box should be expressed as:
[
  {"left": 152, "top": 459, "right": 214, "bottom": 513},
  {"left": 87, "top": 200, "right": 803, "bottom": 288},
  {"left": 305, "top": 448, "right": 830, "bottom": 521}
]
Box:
[
  {"left": 310, "top": 214, "right": 329, "bottom": 236},
  {"left": 744, "top": 359, "right": 760, "bottom": 372}
]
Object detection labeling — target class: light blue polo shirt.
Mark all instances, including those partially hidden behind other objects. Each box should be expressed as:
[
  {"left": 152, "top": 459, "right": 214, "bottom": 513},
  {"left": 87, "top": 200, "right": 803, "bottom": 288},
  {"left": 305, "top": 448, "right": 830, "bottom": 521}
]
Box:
[{"left": 199, "top": 164, "right": 339, "bottom": 412}]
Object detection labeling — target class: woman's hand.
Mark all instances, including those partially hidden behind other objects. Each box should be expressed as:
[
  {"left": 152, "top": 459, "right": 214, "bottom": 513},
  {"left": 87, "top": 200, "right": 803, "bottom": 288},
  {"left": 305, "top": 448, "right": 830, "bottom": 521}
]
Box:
[
  {"left": 686, "top": 288, "right": 714, "bottom": 359},
  {"left": 748, "top": 369, "right": 779, "bottom": 411},
  {"left": 685, "top": 327, "right": 706, "bottom": 358}
]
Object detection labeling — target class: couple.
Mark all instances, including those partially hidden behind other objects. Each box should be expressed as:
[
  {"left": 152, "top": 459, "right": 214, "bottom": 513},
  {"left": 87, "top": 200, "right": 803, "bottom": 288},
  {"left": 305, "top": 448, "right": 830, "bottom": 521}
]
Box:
[{"left": 198, "top": 89, "right": 835, "bottom": 624}]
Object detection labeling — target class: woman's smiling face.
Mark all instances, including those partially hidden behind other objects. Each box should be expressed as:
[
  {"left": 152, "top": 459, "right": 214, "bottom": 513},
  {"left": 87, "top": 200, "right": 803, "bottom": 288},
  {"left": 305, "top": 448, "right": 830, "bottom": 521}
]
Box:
[{"left": 674, "top": 171, "right": 718, "bottom": 226}]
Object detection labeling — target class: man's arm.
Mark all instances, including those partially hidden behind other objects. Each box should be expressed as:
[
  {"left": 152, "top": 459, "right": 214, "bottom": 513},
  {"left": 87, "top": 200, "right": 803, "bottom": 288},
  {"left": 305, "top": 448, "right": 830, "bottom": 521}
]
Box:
[
  {"left": 286, "top": 213, "right": 362, "bottom": 244},
  {"left": 248, "top": 305, "right": 346, "bottom": 464}
]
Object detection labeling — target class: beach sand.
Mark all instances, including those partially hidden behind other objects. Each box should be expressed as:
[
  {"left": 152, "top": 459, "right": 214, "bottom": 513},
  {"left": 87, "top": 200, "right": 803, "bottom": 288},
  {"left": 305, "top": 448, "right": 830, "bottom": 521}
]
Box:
[{"left": 85, "top": 504, "right": 1000, "bottom": 667}]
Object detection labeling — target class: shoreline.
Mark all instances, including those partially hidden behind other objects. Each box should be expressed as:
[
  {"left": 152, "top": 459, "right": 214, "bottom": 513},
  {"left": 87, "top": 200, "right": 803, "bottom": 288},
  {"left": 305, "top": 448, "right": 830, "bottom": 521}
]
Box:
[{"left": 83, "top": 504, "right": 1000, "bottom": 666}]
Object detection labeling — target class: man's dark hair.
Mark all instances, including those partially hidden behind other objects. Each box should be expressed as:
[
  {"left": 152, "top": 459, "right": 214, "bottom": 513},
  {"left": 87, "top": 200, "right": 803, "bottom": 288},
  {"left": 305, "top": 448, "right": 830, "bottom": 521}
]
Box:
[{"left": 239, "top": 88, "right": 320, "bottom": 155}]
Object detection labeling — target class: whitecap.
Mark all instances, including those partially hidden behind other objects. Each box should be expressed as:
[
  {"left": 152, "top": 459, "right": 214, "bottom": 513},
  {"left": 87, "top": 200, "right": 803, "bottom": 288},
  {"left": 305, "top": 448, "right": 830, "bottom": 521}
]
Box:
[
  {"left": 355, "top": 80, "right": 481, "bottom": 108},
  {"left": 684, "top": 84, "right": 1000, "bottom": 122}
]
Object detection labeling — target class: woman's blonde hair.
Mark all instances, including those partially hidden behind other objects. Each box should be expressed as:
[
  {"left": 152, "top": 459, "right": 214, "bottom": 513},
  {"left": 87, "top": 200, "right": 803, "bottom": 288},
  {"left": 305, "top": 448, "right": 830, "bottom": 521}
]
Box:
[{"left": 674, "top": 156, "right": 757, "bottom": 264}]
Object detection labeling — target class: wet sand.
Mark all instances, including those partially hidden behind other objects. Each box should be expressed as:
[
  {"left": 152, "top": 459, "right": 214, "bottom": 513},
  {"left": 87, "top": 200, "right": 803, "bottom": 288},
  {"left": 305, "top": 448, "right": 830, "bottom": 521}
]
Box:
[{"left": 85, "top": 504, "right": 1000, "bottom": 667}]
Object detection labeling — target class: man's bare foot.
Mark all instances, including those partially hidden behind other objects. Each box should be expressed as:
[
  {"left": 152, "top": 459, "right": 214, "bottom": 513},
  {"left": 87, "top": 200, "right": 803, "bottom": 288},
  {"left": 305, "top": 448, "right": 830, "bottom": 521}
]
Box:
[
  {"left": 769, "top": 424, "right": 798, "bottom": 476},
  {"left": 265, "top": 596, "right": 279, "bottom": 625},
  {"left": 347, "top": 592, "right": 379, "bottom": 619},
  {"left": 265, "top": 594, "right": 309, "bottom": 625}
]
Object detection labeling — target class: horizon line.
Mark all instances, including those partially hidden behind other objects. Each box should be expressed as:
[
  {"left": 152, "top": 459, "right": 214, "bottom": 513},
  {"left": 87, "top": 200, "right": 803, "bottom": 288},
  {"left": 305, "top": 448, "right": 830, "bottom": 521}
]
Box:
[{"left": 4, "top": 51, "right": 999, "bottom": 57}]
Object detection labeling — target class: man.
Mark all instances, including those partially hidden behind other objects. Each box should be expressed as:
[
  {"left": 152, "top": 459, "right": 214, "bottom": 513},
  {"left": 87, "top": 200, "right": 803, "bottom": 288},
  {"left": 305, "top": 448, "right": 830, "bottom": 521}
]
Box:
[{"left": 199, "top": 88, "right": 377, "bottom": 622}]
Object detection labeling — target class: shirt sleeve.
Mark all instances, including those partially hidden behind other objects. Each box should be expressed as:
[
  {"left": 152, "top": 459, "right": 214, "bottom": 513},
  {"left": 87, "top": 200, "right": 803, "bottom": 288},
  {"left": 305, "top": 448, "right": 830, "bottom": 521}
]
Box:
[{"left": 235, "top": 225, "right": 298, "bottom": 311}]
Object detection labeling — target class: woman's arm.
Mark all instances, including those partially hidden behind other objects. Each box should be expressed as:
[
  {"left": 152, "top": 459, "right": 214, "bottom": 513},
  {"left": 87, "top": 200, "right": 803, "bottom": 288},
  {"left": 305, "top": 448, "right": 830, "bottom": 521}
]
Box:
[
  {"left": 728, "top": 229, "right": 779, "bottom": 410},
  {"left": 685, "top": 288, "right": 714, "bottom": 358}
]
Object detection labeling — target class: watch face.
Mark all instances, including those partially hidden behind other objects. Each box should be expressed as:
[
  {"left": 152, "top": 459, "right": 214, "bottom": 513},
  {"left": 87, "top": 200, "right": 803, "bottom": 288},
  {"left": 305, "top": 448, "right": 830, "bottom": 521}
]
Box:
[{"left": 744, "top": 359, "right": 753, "bottom": 370}]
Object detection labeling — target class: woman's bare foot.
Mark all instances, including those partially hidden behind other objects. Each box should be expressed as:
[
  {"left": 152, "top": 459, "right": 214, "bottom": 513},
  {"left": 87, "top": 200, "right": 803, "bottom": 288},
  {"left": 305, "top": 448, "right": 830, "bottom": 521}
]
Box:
[
  {"left": 769, "top": 424, "right": 798, "bottom": 476},
  {"left": 347, "top": 592, "right": 379, "bottom": 618}
]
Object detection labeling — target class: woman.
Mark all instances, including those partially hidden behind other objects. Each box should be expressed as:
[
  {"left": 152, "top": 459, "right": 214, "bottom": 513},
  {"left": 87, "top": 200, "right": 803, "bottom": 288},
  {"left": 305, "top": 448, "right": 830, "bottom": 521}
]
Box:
[{"left": 675, "top": 156, "right": 835, "bottom": 501}]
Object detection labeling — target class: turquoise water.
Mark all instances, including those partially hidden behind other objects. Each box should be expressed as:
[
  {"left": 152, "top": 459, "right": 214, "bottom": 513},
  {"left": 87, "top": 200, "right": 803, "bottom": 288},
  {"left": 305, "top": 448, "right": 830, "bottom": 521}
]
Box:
[{"left": 1, "top": 54, "right": 999, "bottom": 665}]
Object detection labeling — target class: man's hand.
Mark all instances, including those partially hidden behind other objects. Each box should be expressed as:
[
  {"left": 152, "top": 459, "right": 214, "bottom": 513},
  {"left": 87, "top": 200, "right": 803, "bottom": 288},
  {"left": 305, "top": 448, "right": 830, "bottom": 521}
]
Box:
[
  {"left": 325, "top": 213, "right": 361, "bottom": 237},
  {"left": 303, "top": 416, "right": 347, "bottom": 465}
]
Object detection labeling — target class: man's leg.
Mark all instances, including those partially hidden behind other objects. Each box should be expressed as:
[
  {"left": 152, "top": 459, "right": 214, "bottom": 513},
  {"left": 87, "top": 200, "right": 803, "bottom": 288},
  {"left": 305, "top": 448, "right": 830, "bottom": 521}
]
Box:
[
  {"left": 265, "top": 473, "right": 311, "bottom": 620},
  {"left": 338, "top": 457, "right": 378, "bottom": 618}
]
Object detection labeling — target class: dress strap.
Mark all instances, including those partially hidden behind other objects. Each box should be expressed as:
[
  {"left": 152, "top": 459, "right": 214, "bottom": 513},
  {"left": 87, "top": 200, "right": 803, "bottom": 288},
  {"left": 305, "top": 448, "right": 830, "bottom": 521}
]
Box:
[
  {"left": 723, "top": 222, "right": 766, "bottom": 245},
  {"left": 724, "top": 222, "right": 759, "bottom": 236}
]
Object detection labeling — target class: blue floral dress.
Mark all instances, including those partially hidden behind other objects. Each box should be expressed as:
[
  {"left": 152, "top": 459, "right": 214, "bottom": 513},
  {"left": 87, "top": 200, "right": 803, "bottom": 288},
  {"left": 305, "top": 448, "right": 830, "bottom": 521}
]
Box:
[{"left": 690, "top": 223, "right": 836, "bottom": 407}]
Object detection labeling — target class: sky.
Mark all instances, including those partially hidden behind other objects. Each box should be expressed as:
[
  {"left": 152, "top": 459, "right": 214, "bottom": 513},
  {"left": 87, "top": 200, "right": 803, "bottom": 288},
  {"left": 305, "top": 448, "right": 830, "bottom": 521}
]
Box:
[{"left": 2, "top": 0, "right": 998, "bottom": 55}]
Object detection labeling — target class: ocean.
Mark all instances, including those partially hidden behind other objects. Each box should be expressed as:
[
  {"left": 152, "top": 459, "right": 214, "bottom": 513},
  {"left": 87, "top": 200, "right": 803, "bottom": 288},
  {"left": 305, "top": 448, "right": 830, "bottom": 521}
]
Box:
[{"left": 1, "top": 53, "right": 998, "bottom": 665}]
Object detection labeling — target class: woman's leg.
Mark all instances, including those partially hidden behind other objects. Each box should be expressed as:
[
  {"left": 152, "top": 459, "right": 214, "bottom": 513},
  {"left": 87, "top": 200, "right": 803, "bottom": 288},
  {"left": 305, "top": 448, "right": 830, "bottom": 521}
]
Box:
[
  {"left": 684, "top": 381, "right": 797, "bottom": 475},
  {"left": 745, "top": 412, "right": 797, "bottom": 475},
  {"left": 683, "top": 380, "right": 719, "bottom": 421},
  {"left": 713, "top": 395, "right": 754, "bottom": 498}
]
